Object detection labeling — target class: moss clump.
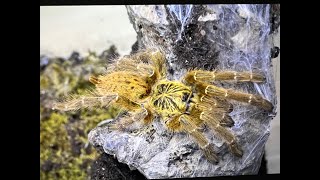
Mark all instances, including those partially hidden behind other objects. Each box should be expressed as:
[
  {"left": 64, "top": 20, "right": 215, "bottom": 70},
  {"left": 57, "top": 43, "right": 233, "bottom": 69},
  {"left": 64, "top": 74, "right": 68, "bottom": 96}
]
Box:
[
  {"left": 40, "top": 110, "right": 117, "bottom": 180},
  {"left": 40, "top": 46, "right": 120, "bottom": 180}
]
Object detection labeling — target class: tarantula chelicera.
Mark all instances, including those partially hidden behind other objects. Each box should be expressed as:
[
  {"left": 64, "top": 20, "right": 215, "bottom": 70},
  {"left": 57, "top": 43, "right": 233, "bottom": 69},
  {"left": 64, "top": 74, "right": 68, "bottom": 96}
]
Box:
[{"left": 53, "top": 49, "right": 273, "bottom": 163}]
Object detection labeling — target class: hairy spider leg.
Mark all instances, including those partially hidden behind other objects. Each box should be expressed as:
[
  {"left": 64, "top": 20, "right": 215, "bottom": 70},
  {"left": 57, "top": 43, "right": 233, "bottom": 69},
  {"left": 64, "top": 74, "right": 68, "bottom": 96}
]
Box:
[
  {"left": 185, "top": 70, "right": 266, "bottom": 84},
  {"left": 52, "top": 92, "right": 119, "bottom": 111},
  {"left": 109, "top": 104, "right": 154, "bottom": 131},
  {"left": 189, "top": 101, "right": 243, "bottom": 157},
  {"left": 198, "top": 83, "right": 273, "bottom": 111},
  {"left": 177, "top": 114, "right": 219, "bottom": 163},
  {"left": 52, "top": 90, "right": 146, "bottom": 112},
  {"left": 192, "top": 94, "right": 234, "bottom": 124},
  {"left": 185, "top": 73, "right": 273, "bottom": 111},
  {"left": 164, "top": 113, "right": 219, "bottom": 163},
  {"left": 130, "top": 49, "right": 167, "bottom": 79},
  {"left": 107, "top": 50, "right": 166, "bottom": 83}
]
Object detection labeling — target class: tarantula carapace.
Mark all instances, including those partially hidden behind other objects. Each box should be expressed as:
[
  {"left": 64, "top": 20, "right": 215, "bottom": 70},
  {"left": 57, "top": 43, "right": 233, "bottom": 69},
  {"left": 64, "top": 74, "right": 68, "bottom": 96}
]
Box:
[{"left": 53, "top": 49, "right": 273, "bottom": 163}]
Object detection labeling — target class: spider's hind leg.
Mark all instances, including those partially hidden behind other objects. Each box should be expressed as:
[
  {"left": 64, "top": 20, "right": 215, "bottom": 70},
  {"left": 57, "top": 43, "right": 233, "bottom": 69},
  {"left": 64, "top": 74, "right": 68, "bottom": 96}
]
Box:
[
  {"left": 196, "top": 95, "right": 234, "bottom": 126},
  {"left": 170, "top": 114, "right": 219, "bottom": 163},
  {"left": 188, "top": 100, "right": 243, "bottom": 157},
  {"left": 185, "top": 70, "right": 266, "bottom": 84},
  {"left": 184, "top": 70, "right": 273, "bottom": 111},
  {"left": 197, "top": 109, "right": 243, "bottom": 157},
  {"left": 195, "top": 83, "right": 273, "bottom": 111},
  {"left": 52, "top": 91, "right": 119, "bottom": 111}
]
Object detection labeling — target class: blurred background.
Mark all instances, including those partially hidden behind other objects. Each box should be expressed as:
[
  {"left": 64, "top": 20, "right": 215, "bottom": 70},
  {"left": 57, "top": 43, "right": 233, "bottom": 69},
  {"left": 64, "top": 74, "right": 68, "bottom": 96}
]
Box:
[{"left": 40, "top": 5, "right": 280, "bottom": 179}]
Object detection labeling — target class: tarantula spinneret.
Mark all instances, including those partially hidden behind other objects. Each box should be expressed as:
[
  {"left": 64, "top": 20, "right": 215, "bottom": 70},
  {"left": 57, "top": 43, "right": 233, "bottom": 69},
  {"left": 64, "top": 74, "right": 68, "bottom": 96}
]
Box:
[{"left": 53, "top": 49, "right": 273, "bottom": 163}]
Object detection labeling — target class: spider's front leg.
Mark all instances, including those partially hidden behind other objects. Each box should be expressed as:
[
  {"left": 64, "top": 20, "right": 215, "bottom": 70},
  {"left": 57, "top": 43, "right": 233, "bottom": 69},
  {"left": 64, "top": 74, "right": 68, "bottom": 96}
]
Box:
[
  {"left": 107, "top": 50, "right": 166, "bottom": 81},
  {"left": 131, "top": 49, "right": 166, "bottom": 78}
]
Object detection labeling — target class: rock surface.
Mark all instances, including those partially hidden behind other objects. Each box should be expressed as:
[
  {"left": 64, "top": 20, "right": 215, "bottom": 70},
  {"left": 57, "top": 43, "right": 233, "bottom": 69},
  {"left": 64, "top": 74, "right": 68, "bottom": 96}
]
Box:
[{"left": 89, "top": 4, "right": 278, "bottom": 179}]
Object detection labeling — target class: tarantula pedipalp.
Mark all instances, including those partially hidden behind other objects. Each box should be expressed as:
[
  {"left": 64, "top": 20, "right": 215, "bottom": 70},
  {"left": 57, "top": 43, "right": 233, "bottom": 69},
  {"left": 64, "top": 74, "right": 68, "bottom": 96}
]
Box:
[{"left": 53, "top": 49, "right": 273, "bottom": 163}]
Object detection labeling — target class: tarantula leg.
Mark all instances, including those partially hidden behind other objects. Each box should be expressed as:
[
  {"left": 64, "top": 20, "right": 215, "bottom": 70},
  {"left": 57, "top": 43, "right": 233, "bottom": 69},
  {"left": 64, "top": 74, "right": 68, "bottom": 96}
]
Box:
[
  {"left": 191, "top": 95, "right": 234, "bottom": 127},
  {"left": 109, "top": 106, "right": 153, "bottom": 131},
  {"left": 185, "top": 70, "right": 266, "bottom": 84},
  {"left": 196, "top": 83, "right": 273, "bottom": 111},
  {"left": 196, "top": 95, "right": 233, "bottom": 113},
  {"left": 149, "top": 50, "right": 166, "bottom": 77},
  {"left": 208, "top": 110, "right": 234, "bottom": 127},
  {"left": 52, "top": 92, "right": 119, "bottom": 111},
  {"left": 132, "top": 49, "right": 166, "bottom": 75},
  {"left": 199, "top": 111, "right": 243, "bottom": 157},
  {"left": 178, "top": 114, "right": 219, "bottom": 163},
  {"left": 118, "top": 49, "right": 166, "bottom": 79},
  {"left": 104, "top": 60, "right": 155, "bottom": 79},
  {"left": 191, "top": 102, "right": 234, "bottom": 127}
]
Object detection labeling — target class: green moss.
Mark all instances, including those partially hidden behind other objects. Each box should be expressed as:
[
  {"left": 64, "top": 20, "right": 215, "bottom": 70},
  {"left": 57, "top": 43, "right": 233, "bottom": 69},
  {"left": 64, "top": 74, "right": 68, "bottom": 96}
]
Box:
[
  {"left": 81, "top": 108, "right": 119, "bottom": 134},
  {"left": 40, "top": 108, "right": 118, "bottom": 180},
  {"left": 40, "top": 110, "right": 103, "bottom": 180},
  {"left": 40, "top": 113, "right": 68, "bottom": 146},
  {"left": 40, "top": 47, "right": 120, "bottom": 180}
]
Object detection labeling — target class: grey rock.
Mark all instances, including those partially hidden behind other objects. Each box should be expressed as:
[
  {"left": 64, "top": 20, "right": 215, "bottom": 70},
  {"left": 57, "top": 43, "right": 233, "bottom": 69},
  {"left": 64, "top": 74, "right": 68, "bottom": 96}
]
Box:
[{"left": 89, "top": 4, "right": 278, "bottom": 179}]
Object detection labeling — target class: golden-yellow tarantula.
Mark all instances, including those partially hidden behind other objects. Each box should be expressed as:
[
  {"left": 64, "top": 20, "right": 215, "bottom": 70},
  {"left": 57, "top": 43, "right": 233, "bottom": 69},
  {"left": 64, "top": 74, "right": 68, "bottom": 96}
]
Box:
[{"left": 53, "top": 49, "right": 273, "bottom": 163}]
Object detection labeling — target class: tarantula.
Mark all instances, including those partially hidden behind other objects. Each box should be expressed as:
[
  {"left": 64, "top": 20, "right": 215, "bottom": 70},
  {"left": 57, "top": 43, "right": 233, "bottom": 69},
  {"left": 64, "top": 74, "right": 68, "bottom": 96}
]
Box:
[{"left": 53, "top": 49, "right": 273, "bottom": 163}]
